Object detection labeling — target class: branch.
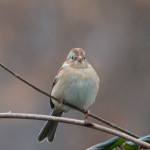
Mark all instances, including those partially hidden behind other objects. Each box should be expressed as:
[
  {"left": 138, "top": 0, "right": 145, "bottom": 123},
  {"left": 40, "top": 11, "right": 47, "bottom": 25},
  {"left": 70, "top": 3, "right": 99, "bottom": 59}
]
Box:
[
  {"left": 0, "top": 63, "right": 139, "bottom": 138},
  {"left": 0, "top": 112, "right": 149, "bottom": 149}
]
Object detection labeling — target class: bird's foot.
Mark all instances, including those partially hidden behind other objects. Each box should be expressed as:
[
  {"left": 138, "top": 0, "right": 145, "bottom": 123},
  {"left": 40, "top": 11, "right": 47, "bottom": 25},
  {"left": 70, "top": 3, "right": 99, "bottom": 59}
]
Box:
[
  {"left": 83, "top": 108, "right": 90, "bottom": 119},
  {"left": 59, "top": 98, "right": 65, "bottom": 108}
]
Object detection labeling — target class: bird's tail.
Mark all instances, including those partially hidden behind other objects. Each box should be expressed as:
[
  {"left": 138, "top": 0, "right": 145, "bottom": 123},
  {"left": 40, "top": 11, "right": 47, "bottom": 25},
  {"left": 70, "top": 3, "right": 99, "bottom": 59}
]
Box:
[{"left": 38, "top": 108, "right": 63, "bottom": 143}]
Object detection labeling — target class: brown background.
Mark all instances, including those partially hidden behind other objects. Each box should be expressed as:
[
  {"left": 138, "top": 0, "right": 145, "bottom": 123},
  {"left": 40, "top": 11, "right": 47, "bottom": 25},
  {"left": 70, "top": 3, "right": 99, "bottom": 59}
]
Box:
[{"left": 0, "top": 0, "right": 150, "bottom": 150}]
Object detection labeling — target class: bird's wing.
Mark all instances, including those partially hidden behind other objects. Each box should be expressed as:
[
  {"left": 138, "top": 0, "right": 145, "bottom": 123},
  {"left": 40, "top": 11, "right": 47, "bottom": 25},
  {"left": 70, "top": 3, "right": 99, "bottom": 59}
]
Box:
[{"left": 50, "top": 66, "right": 64, "bottom": 108}]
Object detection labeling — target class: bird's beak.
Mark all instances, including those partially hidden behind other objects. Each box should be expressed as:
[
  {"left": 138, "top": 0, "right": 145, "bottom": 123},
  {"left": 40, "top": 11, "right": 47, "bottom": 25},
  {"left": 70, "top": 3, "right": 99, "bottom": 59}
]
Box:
[{"left": 77, "top": 56, "right": 82, "bottom": 62}]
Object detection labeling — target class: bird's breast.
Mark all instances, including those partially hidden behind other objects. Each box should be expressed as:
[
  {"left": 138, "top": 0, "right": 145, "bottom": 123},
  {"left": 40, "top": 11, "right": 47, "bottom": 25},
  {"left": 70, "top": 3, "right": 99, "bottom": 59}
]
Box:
[
  {"left": 51, "top": 68, "right": 99, "bottom": 111},
  {"left": 63, "top": 78, "right": 96, "bottom": 107}
]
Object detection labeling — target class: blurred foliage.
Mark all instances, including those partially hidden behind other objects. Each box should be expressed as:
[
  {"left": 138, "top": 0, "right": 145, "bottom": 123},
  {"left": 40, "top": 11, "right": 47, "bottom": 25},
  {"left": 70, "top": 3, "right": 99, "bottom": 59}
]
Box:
[{"left": 89, "top": 135, "right": 150, "bottom": 150}]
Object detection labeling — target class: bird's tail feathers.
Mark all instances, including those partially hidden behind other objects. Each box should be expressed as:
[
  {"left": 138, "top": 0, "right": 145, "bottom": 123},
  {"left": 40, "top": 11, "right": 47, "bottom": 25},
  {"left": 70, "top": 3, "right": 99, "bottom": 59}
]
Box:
[{"left": 38, "top": 108, "right": 63, "bottom": 143}]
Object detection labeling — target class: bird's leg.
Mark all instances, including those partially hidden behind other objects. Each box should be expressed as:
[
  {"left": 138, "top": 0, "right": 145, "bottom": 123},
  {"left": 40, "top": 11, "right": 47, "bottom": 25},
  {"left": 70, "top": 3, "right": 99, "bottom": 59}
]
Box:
[
  {"left": 59, "top": 98, "right": 65, "bottom": 108},
  {"left": 83, "top": 108, "right": 90, "bottom": 119}
]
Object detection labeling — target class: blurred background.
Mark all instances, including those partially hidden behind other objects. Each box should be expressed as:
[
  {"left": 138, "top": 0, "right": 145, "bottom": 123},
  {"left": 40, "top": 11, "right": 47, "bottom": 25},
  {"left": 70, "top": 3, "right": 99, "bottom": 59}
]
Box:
[{"left": 0, "top": 0, "right": 150, "bottom": 149}]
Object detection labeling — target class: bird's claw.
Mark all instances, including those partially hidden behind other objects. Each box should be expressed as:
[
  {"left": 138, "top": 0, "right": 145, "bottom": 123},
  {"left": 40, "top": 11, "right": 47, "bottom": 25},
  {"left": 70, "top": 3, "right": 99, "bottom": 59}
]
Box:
[
  {"left": 83, "top": 108, "right": 90, "bottom": 119},
  {"left": 59, "top": 99, "right": 65, "bottom": 108}
]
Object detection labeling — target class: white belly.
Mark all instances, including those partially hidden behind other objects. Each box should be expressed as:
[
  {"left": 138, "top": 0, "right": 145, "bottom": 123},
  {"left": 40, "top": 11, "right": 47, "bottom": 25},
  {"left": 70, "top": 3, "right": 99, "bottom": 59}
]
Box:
[
  {"left": 52, "top": 77, "right": 97, "bottom": 112},
  {"left": 51, "top": 66, "right": 99, "bottom": 112},
  {"left": 64, "top": 78, "right": 96, "bottom": 107}
]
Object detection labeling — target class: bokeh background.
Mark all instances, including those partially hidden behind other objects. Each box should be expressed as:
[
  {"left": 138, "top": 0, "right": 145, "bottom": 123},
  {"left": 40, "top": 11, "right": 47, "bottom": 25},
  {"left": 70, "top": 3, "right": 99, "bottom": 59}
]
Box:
[{"left": 0, "top": 0, "right": 150, "bottom": 150}]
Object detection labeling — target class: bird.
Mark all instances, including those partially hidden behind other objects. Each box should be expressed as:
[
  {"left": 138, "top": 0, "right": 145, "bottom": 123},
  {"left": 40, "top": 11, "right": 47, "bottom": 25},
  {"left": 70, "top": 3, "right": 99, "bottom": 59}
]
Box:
[{"left": 38, "top": 48, "right": 100, "bottom": 143}]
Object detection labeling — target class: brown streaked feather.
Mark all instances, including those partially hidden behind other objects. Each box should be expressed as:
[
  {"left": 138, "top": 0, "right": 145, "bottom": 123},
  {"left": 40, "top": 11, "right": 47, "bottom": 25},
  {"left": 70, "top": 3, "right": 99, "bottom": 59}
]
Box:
[
  {"left": 50, "top": 66, "right": 67, "bottom": 108},
  {"left": 71, "top": 48, "right": 84, "bottom": 56},
  {"left": 50, "top": 78, "right": 57, "bottom": 108}
]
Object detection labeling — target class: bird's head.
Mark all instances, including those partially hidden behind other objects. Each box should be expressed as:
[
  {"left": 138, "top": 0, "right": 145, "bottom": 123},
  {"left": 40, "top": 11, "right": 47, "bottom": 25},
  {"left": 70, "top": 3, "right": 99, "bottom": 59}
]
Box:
[{"left": 65, "top": 48, "right": 88, "bottom": 68}]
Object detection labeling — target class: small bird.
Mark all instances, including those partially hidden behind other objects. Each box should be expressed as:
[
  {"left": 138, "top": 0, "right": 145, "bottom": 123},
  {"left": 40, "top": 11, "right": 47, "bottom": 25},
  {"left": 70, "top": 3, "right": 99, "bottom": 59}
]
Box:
[{"left": 38, "top": 48, "right": 100, "bottom": 143}]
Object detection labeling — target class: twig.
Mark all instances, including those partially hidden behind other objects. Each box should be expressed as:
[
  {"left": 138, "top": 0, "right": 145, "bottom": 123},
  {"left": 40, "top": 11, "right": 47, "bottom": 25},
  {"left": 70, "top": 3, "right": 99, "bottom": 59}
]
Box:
[
  {"left": 0, "top": 112, "right": 149, "bottom": 148},
  {"left": 0, "top": 63, "right": 139, "bottom": 138}
]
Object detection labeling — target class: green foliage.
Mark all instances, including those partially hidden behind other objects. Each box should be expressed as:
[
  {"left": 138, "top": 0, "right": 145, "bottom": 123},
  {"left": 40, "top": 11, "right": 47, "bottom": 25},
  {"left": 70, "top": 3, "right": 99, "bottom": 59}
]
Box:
[
  {"left": 88, "top": 136, "right": 126, "bottom": 150},
  {"left": 124, "top": 135, "right": 150, "bottom": 150},
  {"left": 124, "top": 143, "right": 138, "bottom": 150},
  {"left": 88, "top": 135, "right": 150, "bottom": 150},
  {"left": 107, "top": 137, "right": 126, "bottom": 150}
]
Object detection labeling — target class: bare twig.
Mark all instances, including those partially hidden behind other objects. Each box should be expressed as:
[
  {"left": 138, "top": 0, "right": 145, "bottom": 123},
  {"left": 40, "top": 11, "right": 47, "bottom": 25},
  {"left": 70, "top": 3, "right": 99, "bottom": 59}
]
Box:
[
  {"left": 0, "top": 63, "right": 139, "bottom": 138},
  {"left": 0, "top": 112, "right": 149, "bottom": 148}
]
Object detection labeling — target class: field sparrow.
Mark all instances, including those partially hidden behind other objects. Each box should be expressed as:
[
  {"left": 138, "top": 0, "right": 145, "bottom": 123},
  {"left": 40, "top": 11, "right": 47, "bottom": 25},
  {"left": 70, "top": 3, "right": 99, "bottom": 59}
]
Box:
[{"left": 38, "top": 48, "right": 100, "bottom": 143}]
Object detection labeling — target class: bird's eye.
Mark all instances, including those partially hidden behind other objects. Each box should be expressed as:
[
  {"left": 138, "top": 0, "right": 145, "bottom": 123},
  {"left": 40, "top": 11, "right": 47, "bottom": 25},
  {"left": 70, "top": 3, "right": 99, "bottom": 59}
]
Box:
[
  {"left": 71, "top": 56, "right": 74, "bottom": 60},
  {"left": 83, "top": 56, "right": 86, "bottom": 60}
]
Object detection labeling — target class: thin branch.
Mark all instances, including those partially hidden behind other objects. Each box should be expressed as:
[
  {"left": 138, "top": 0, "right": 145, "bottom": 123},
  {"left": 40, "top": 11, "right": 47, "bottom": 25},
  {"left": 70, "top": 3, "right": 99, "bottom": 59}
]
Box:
[
  {"left": 0, "top": 112, "right": 149, "bottom": 149},
  {"left": 0, "top": 63, "right": 139, "bottom": 138}
]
